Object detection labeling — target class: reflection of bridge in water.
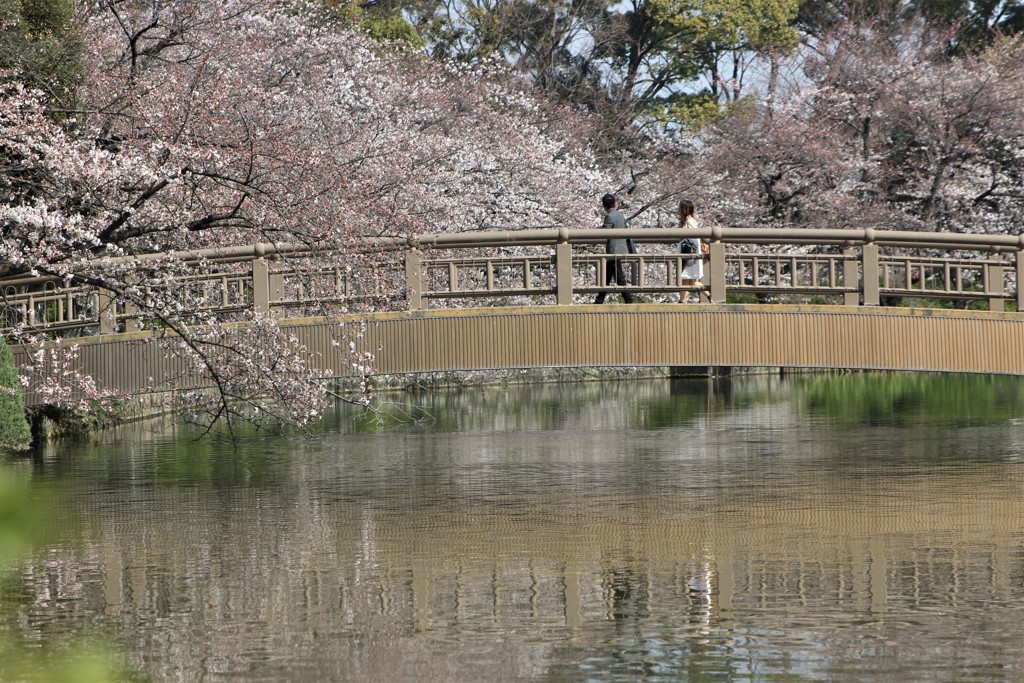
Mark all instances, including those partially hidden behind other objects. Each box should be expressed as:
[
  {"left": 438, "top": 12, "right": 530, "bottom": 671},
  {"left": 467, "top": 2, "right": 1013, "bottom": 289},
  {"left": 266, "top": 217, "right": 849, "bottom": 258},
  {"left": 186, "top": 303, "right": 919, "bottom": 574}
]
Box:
[
  {"left": 30, "top": 435, "right": 1024, "bottom": 681},
  {"left": 4, "top": 227, "right": 1023, "bottom": 403}
]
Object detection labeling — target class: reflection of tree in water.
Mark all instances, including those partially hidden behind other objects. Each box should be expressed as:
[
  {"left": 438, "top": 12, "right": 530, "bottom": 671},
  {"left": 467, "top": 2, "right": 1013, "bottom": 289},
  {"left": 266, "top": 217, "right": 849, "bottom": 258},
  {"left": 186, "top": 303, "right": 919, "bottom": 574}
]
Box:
[
  {"left": 796, "top": 373, "right": 1024, "bottom": 428},
  {"left": 374, "top": 373, "right": 1024, "bottom": 437},
  {"left": 339, "top": 375, "right": 783, "bottom": 435}
]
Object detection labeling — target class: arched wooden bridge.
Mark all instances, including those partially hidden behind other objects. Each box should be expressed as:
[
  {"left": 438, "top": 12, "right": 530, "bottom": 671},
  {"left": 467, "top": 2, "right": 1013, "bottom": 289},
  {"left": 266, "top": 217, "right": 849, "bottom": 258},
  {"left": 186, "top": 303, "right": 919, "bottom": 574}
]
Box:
[{"left": 4, "top": 226, "right": 1023, "bottom": 403}]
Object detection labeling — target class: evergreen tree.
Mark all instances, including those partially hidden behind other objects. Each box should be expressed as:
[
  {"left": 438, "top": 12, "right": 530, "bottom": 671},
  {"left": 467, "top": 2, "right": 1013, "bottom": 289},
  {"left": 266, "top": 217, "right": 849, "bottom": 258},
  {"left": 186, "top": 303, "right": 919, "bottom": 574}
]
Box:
[
  {"left": 0, "top": 0, "right": 81, "bottom": 110},
  {"left": 0, "top": 341, "right": 31, "bottom": 452}
]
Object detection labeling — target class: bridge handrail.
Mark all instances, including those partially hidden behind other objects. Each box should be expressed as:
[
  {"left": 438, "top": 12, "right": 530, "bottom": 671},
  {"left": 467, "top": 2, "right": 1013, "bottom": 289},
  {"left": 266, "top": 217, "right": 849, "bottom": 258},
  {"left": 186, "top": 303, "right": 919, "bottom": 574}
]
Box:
[
  {"left": 1, "top": 226, "right": 1016, "bottom": 281},
  {"left": 408, "top": 226, "right": 1024, "bottom": 249}
]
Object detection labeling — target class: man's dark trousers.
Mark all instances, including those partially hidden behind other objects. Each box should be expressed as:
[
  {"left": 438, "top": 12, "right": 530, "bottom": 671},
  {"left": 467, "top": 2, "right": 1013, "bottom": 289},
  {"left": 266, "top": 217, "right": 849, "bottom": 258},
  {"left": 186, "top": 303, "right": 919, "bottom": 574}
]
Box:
[{"left": 595, "top": 258, "right": 634, "bottom": 304}]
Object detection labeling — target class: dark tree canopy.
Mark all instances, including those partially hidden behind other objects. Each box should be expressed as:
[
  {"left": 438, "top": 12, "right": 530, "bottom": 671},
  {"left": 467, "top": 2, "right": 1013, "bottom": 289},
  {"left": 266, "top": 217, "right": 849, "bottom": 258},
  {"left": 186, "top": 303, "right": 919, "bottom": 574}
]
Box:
[{"left": 0, "top": 0, "right": 80, "bottom": 109}]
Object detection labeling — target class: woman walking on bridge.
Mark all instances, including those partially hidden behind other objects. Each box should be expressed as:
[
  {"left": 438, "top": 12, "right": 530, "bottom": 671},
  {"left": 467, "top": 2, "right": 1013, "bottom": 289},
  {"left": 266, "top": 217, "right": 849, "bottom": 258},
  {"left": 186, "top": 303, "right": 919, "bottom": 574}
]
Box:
[{"left": 676, "top": 199, "right": 704, "bottom": 303}]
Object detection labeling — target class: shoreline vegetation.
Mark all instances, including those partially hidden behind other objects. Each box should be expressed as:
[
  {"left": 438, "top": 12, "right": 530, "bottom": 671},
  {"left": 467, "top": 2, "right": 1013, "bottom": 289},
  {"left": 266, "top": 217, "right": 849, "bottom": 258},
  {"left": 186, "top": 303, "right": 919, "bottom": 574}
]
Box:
[
  {"left": 16, "top": 365, "right": 827, "bottom": 445},
  {"left": 15, "top": 359, "right": 1023, "bottom": 445}
]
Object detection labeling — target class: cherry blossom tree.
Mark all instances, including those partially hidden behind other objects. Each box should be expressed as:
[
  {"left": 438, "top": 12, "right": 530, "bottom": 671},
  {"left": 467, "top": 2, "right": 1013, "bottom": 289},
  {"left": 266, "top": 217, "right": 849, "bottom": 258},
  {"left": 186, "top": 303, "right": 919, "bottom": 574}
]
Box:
[
  {"left": 703, "top": 16, "right": 1024, "bottom": 232},
  {"left": 2, "top": 0, "right": 614, "bottom": 433}
]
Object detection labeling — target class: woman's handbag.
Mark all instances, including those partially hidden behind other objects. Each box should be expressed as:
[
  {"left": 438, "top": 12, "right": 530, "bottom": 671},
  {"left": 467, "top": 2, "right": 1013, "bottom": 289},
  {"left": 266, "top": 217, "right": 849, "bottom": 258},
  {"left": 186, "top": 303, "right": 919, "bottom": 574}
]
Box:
[{"left": 677, "top": 238, "right": 700, "bottom": 254}]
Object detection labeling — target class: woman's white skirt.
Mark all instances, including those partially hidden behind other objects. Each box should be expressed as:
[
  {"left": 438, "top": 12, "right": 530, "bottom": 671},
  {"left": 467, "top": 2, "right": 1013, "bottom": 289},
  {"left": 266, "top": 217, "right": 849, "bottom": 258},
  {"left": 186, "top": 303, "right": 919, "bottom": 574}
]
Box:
[{"left": 682, "top": 258, "right": 703, "bottom": 281}]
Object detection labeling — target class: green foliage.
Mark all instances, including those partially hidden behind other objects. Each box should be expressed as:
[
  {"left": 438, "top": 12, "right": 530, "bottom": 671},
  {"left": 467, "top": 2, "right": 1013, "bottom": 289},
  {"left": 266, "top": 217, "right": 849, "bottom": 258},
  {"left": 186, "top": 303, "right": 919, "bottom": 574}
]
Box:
[
  {"left": 0, "top": 467, "right": 43, "bottom": 563},
  {"left": 948, "top": 0, "right": 1024, "bottom": 53},
  {"left": 362, "top": 13, "right": 425, "bottom": 48},
  {"left": 796, "top": 0, "right": 1024, "bottom": 51},
  {"left": 0, "top": 0, "right": 81, "bottom": 123},
  {"left": 0, "top": 342, "right": 30, "bottom": 452},
  {"left": 578, "top": 0, "right": 799, "bottom": 133},
  {"left": 796, "top": 0, "right": 901, "bottom": 35},
  {"left": 664, "top": 0, "right": 801, "bottom": 54},
  {"left": 646, "top": 0, "right": 800, "bottom": 94},
  {"left": 897, "top": 296, "right": 993, "bottom": 311},
  {"left": 16, "top": 0, "right": 74, "bottom": 35},
  {"left": 652, "top": 91, "right": 722, "bottom": 130},
  {"left": 40, "top": 397, "right": 126, "bottom": 440},
  {"left": 319, "top": 0, "right": 424, "bottom": 48},
  {"left": 0, "top": 641, "right": 127, "bottom": 683}
]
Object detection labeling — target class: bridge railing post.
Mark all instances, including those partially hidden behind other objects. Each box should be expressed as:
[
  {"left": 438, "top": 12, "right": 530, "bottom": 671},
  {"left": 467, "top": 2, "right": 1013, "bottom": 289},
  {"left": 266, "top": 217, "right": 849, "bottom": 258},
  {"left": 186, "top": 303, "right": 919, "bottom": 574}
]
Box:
[
  {"left": 708, "top": 238, "right": 726, "bottom": 303},
  {"left": 862, "top": 240, "right": 880, "bottom": 306},
  {"left": 555, "top": 230, "right": 573, "bottom": 305},
  {"left": 405, "top": 247, "right": 423, "bottom": 311},
  {"left": 252, "top": 256, "right": 271, "bottom": 313}
]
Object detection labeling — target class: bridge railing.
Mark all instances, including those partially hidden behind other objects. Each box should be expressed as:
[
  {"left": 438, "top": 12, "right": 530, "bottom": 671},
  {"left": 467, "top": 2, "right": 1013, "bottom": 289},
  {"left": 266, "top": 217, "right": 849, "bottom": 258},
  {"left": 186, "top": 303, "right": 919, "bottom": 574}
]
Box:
[
  {"left": 1, "top": 227, "right": 1021, "bottom": 336},
  {"left": 0, "top": 281, "right": 101, "bottom": 334},
  {"left": 407, "top": 227, "right": 1021, "bottom": 311}
]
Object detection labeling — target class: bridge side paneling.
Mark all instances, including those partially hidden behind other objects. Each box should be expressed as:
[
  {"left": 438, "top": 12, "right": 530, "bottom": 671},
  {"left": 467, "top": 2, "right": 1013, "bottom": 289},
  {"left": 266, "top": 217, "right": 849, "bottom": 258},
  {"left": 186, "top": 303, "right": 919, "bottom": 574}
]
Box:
[
  {"left": 13, "top": 335, "right": 206, "bottom": 406},
  {"left": 311, "top": 306, "right": 1024, "bottom": 378},
  {"left": 12, "top": 305, "right": 1024, "bottom": 404}
]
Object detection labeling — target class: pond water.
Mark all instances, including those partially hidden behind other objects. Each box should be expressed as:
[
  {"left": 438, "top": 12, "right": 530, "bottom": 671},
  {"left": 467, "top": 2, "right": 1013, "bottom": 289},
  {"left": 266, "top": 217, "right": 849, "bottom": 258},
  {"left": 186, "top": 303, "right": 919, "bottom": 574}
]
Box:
[{"left": 4, "top": 372, "right": 1024, "bottom": 682}]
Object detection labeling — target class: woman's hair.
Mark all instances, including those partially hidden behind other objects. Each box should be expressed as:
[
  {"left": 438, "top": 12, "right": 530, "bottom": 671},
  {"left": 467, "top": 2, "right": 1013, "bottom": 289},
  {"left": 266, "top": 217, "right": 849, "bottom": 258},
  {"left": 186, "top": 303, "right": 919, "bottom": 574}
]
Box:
[{"left": 678, "top": 199, "right": 695, "bottom": 221}]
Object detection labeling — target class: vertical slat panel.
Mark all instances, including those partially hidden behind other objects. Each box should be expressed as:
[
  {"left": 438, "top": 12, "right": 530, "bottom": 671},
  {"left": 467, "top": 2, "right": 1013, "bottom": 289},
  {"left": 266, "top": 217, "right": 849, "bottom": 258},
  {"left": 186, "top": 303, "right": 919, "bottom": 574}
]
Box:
[
  {"left": 330, "top": 307, "right": 1022, "bottom": 378},
  {"left": 12, "top": 305, "right": 1024, "bottom": 404}
]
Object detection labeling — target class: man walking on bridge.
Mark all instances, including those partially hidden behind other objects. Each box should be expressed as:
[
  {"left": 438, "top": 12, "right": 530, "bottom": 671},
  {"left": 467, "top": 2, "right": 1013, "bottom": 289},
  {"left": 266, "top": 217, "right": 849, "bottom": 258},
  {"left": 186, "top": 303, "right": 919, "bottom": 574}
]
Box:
[{"left": 595, "top": 193, "right": 635, "bottom": 304}]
